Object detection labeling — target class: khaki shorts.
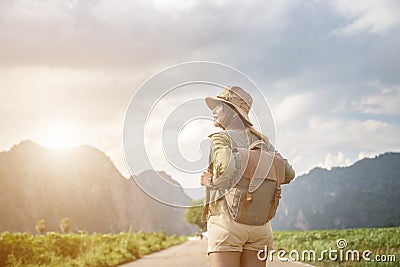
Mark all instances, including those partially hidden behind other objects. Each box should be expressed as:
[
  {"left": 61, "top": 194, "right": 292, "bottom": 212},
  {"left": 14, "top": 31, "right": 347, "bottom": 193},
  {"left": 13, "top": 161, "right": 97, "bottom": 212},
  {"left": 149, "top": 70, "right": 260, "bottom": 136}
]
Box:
[{"left": 207, "top": 213, "right": 274, "bottom": 254}]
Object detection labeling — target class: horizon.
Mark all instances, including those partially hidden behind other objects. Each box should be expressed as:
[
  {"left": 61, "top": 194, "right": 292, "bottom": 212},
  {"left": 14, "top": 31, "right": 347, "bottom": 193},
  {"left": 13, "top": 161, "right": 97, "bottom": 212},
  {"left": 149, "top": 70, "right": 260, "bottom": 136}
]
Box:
[{"left": 2, "top": 138, "right": 396, "bottom": 179}]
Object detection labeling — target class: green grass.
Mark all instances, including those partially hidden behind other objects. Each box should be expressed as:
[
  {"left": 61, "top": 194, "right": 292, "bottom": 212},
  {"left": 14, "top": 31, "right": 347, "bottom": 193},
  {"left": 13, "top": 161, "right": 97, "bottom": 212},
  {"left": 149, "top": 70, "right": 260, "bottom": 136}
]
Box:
[
  {"left": 1, "top": 227, "right": 398, "bottom": 266},
  {"left": 0, "top": 231, "right": 187, "bottom": 267},
  {"left": 273, "top": 226, "right": 400, "bottom": 267}
]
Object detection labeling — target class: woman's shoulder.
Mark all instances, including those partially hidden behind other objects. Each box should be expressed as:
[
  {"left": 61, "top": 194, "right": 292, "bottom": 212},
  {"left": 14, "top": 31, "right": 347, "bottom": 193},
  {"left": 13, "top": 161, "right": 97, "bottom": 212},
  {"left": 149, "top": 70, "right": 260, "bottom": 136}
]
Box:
[
  {"left": 208, "top": 131, "right": 230, "bottom": 144},
  {"left": 208, "top": 129, "right": 249, "bottom": 138},
  {"left": 209, "top": 129, "right": 250, "bottom": 147}
]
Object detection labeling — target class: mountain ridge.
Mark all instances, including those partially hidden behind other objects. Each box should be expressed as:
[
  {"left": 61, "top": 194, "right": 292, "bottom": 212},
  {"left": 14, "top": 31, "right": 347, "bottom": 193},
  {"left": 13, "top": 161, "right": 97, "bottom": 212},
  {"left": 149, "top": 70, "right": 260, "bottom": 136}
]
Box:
[
  {"left": 0, "top": 140, "right": 195, "bottom": 234},
  {"left": 1, "top": 140, "right": 398, "bottom": 233},
  {"left": 273, "top": 151, "right": 400, "bottom": 230}
]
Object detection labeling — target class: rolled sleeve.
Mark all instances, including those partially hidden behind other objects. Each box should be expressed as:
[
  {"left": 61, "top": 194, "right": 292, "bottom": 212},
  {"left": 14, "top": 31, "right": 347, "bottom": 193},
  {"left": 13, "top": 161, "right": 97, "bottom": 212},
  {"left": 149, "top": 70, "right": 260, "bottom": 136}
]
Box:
[
  {"left": 283, "top": 159, "right": 295, "bottom": 184},
  {"left": 265, "top": 138, "right": 295, "bottom": 184}
]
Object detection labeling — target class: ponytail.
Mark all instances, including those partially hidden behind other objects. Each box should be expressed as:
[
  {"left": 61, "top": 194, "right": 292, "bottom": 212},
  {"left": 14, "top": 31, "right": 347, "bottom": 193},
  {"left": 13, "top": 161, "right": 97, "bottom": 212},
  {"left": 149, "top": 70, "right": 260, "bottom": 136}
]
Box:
[{"left": 248, "top": 126, "right": 270, "bottom": 145}]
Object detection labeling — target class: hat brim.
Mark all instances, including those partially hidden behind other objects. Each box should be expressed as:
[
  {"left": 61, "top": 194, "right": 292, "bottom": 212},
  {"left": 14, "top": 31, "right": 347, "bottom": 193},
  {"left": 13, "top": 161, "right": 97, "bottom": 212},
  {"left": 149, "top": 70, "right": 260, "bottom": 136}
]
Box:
[{"left": 205, "top": 97, "right": 253, "bottom": 126}]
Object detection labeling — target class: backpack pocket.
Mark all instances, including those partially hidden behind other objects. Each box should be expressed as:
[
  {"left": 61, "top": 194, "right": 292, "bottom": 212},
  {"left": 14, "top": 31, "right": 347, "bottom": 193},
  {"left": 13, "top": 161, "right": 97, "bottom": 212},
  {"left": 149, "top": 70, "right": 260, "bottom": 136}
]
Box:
[
  {"left": 225, "top": 187, "right": 243, "bottom": 220},
  {"left": 244, "top": 179, "right": 277, "bottom": 225}
]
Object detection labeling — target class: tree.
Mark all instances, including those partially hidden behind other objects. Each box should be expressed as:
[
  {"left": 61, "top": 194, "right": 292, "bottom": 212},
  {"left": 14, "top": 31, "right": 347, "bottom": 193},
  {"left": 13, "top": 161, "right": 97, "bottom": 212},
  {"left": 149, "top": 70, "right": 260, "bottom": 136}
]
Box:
[
  {"left": 59, "top": 218, "right": 70, "bottom": 234},
  {"left": 184, "top": 198, "right": 206, "bottom": 232},
  {"left": 35, "top": 219, "right": 46, "bottom": 235}
]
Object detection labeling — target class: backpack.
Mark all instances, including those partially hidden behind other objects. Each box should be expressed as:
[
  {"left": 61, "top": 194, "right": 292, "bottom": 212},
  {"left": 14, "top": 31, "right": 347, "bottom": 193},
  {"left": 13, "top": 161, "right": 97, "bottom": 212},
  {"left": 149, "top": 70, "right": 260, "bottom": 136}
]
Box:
[
  {"left": 224, "top": 137, "right": 286, "bottom": 225},
  {"left": 202, "top": 130, "right": 292, "bottom": 225}
]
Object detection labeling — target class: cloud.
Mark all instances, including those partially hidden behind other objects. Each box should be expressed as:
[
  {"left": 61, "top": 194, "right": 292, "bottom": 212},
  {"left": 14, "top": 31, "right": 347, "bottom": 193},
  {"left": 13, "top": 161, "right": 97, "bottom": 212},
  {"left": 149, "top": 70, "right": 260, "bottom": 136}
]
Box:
[
  {"left": 308, "top": 117, "right": 396, "bottom": 149},
  {"left": 318, "top": 152, "right": 352, "bottom": 170},
  {"left": 0, "top": 0, "right": 298, "bottom": 69},
  {"left": 0, "top": 66, "right": 139, "bottom": 168},
  {"left": 273, "top": 92, "right": 316, "bottom": 123},
  {"left": 287, "top": 116, "right": 400, "bottom": 174},
  {"left": 352, "top": 83, "right": 400, "bottom": 115},
  {"left": 330, "top": 0, "right": 400, "bottom": 36},
  {"left": 358, "top": 151, "right": 378, "bottom": 160},
  {"left": 317, "top": 150, "right": 385, "bottom": 172},
  {"left": 0, "top": 0, "right": 399, "bottom": 181},
  {"left": 268, "top": 102, "right": 397, "bottom": 173}
]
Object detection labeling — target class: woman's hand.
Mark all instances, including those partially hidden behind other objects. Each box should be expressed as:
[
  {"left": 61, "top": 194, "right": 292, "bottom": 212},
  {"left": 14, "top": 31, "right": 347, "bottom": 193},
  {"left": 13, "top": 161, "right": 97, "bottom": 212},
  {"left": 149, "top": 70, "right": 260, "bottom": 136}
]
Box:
[{"left": 200, "top": 171, "right": 213, "bottom": 186}]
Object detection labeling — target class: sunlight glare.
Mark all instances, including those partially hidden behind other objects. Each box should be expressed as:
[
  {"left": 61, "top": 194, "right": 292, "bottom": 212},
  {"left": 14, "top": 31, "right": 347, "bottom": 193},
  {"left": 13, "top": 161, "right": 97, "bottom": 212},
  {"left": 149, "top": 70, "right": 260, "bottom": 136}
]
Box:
[{"left": 42, "top": 123, "right": 78, "bottom": 149}]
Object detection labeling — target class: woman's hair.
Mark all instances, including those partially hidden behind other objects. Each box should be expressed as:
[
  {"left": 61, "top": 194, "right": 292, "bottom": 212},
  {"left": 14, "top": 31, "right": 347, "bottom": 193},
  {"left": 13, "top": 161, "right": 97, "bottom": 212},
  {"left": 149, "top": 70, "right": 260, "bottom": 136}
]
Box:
[
  {"left": 224, "top": 102, "right": 270, "bottom": 145},
  {"left": 248, "top": 126, "right": 270, "bottom": 144},
  {"left": 224, "top": 103, "right": 269, "bottom": 144},
  {"left": 223, "top": 102, "right": 250, "bottom": 126}
]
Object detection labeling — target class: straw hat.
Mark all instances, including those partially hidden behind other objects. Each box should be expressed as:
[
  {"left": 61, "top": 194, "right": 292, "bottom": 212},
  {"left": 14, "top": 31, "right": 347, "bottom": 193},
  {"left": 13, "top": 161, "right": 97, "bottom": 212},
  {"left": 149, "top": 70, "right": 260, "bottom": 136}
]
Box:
[{"left": 205, "top": 86, "right": 253, "bottom": 126}]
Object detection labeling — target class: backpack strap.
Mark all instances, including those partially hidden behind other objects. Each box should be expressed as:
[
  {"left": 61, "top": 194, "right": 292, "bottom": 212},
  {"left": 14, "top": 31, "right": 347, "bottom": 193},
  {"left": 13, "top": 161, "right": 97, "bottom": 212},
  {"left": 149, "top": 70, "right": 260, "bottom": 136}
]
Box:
[
  {"left": 248, "top": 139, "right": 266, "bottom": 150},
  {"left": 201, "top": 197, "right": 209, "bottom": 222},
  {"left": 267, "top": 153, "right": 285, "bottom": 221}
]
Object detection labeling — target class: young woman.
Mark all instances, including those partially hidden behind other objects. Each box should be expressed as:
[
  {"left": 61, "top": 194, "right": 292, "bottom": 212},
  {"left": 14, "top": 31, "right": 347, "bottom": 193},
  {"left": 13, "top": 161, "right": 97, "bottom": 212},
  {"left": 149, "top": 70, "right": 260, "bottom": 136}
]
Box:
[{"left": 201, "top": 86, "right": 295, "bottom": 267}]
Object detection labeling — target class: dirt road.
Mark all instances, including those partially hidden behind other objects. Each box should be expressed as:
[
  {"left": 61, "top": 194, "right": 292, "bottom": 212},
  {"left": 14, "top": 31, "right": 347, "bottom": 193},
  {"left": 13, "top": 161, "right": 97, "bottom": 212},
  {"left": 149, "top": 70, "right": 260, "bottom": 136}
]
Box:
[{"left": 119, "top": 239, "right": 314, "bottom": 267}]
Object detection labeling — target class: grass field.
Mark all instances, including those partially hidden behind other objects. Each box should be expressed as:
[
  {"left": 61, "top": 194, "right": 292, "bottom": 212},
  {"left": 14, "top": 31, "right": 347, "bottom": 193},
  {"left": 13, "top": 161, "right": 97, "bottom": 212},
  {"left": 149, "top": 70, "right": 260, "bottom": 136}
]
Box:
[
  {"left": 1, "top": 227, "right": 398, "bottom": 267},
  {"left": 0, "top": 231, "right": 187, "bottom": 267},
  {"left": 273, "top": 226, "right": 400, "bottom": 267}
]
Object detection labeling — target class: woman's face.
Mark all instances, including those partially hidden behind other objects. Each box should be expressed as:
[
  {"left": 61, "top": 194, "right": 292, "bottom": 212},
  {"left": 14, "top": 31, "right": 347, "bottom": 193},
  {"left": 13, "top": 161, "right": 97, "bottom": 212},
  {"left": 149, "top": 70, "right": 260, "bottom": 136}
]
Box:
[{"left": 212, "top": 102, "right": 234, "bottom": 129}]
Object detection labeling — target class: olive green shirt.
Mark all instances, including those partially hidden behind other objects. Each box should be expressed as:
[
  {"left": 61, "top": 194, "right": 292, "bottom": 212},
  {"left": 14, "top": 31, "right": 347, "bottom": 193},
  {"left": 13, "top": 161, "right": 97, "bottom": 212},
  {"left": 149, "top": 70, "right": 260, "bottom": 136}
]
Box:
[{"left": 206, "top": 129, "right": 295, "bottom": 215}]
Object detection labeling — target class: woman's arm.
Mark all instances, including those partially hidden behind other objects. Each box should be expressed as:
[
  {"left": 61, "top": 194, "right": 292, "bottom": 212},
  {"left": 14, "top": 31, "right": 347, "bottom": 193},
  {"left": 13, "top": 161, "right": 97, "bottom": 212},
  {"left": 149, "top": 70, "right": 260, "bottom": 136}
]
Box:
[
  {"left": 208, "top": 132, "right": 237, "bottom": 189},
  {"left": 283, "top": 158, "right": 295, "bottom": 184},
  {"left": 266, "top": 142, "right": 296, "bottom": 184}
]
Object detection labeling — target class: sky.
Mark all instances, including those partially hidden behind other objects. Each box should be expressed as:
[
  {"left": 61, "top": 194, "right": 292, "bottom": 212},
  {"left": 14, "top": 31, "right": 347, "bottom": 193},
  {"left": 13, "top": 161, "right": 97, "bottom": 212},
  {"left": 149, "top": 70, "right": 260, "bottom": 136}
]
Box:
[{"left": 1, "top": 0, "right": 399, "bottom": 193}]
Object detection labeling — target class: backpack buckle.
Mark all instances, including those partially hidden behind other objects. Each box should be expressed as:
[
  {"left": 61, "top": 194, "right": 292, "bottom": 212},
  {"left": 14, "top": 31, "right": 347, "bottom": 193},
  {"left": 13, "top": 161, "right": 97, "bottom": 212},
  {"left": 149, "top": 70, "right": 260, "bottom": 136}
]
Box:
[{"left": 246, "top": 192, "right": 252, "bottom": 201}]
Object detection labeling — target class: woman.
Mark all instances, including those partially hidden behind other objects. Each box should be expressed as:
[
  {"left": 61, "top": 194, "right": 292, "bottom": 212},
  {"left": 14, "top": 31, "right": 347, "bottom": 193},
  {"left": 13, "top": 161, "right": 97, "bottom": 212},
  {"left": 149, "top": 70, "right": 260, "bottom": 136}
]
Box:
[{"left": 200, "top": 86, "right": 295, "bottom": 267}]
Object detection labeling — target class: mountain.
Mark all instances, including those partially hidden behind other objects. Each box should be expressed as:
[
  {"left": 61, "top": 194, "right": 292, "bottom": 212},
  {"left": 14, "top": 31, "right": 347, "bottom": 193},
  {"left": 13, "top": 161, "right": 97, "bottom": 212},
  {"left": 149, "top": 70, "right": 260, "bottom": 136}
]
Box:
[
  {"left": 3, "top": 141, "right": 398, "bottom": 233},
  {"left": 272, "top": 152, "right": 400, "bottom": 230},
  {"left": 0, "top": 141, "right": 196, "bottom": 235}
]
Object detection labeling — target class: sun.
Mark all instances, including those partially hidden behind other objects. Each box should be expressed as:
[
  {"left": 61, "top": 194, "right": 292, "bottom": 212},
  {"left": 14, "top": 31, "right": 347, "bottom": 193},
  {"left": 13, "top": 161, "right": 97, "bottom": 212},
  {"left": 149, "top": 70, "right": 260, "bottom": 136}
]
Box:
[
  {"left": 47, "top": 132, "right": 74, "bottom": 148},
  {"left": 41, "top": 123, "right": 78, "bottom": 149}
]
